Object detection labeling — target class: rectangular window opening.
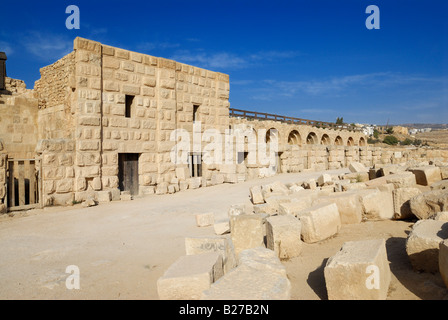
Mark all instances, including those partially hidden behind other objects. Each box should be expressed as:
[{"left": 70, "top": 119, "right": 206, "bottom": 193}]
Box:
[{"left": 125, "top": 95, "right": 134, "bottom": 118}]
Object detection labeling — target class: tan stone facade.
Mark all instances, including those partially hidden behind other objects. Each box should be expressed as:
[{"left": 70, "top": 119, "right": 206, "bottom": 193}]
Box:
[{"left": 0, "top": 37, "right": 447, "bottom": 212}]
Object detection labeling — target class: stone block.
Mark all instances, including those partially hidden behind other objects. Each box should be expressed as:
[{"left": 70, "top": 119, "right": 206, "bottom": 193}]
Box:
[
  {"left": 365, "top": 172, "right": 416, "bottom": 189},
  {"left": 185, "top": 236, "right": 236, "bottom": 274},
  {"left": 324, "top": 239, "right": 391, "bottom": 300},
  {"left": 195, "top": 212, "right": 214, "bottom": 227},
  {"left": 409, "top": 189, "right": 448, "bottom": 220},
  {"left": 249, "top": 185, "right": 264, "bottom": 205},
  {"left": 357, "top": 189, "right": 394, "bottom": 220},
  {"left": 266, "top": 215, "right": 302, "bottom": 260},
  {"left": 317, "top": 174, "right": 332, "bottom": 187},
  {"left": 296, "top": 202, "right": 341, "bottom": 243},
  {"left": 120, "top": 191, "right": 132, "bottom": 201},
  {"left": 175, "top": 167, "right": 190, "bottom": 181},
  {"left": 392, "top": 187, "right": 422, "bottom": 219},
  {"left": 201, "top": 247, "right": 290, "bottom": 300},
  {"left": 253, "top": 203, "right": 278, "bottom": 216},
  {"left": 409, "top": 166, "right": 442, "bottom": 186},
  {"left": 230, "top": 214, "right": 265, "bottom": 256},
  {"left": 313, "top": 192, "right": 363, "bottom": 224},
  {"left": 97, "top": 190, "right": 111, "bottom": 203},
  {"left": 430, "top": 180, "right": 448, "bottom": 191},
  {"left": 440, "top": 240, "right": 448, "bottom": 288},
  {"left": 157, "top": 252, "right": 223, "bottom": 300},
  {"left": 349, "top": 162, "right": 369, "bottom": 173},
  {"left": 434, "top": 212, "right": 448, "bottom": 222},
  {"left": 188, "top": 177, "right": 202, "bottom": 189},
  {"left": 440, "top": 166, "right": 448, "bottom": 180},
  {"left": 278, "top": 198, "right": 313, "bottom": 217},
  {"left": 406, "top": 220, "right": 448, "bottom": 272},
  {"left": 213, "top": 220, "right": 230, "bottom": 235}
]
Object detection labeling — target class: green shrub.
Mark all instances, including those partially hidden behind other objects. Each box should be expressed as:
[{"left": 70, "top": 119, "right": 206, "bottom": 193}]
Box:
[{"left": 383, "top": 135, "right": 399, "bottom": 145}]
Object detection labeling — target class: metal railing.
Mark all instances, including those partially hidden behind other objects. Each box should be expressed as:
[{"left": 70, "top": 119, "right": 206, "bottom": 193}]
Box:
[{"left": 229, "top": 108, "right": 362, "bottom": 132}]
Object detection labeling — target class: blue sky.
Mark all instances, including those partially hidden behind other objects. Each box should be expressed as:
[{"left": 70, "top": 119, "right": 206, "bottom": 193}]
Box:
[{"left": 1, "top": 0, "right": 447, "bottom": 125}]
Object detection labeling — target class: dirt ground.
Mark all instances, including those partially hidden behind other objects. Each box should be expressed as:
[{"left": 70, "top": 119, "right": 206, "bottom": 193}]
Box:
[{"left": 0, "top": 169, "right": 446, "bottom": 300}]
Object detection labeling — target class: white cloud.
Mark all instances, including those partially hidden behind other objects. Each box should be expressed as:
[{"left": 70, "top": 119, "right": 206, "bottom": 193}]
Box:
[
  {"left": 21, "top": 32, "right": 73, "bottom": 61},
  {"left": 0, "top": 41, "right": 14, "bottom": 56}
]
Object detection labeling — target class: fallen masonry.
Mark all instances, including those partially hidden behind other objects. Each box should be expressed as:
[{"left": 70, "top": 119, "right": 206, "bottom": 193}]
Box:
[{"left": 157, "top": 160, "right": 448, "bottom": 300}]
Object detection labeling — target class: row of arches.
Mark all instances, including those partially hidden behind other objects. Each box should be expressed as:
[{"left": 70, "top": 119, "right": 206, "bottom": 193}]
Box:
[{"left": 265, "top": 128, "right": 366, "bottom": 147}]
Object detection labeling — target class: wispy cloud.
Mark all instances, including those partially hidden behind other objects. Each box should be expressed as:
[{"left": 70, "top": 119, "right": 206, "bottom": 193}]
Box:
[
  {"left": 0, "top": 41, "right": 14, "bottom": 56},
  {"left": 21, "top": 32, "right": 73, "bottom": 61}
]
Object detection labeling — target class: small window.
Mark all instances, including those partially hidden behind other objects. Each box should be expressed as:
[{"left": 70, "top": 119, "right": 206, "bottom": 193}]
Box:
[
  {"left": 125, "top": 95, "right": 134, "bottom": 118},
  {"left": 193, "top": 105, "right": 200, "bottom": 122}
]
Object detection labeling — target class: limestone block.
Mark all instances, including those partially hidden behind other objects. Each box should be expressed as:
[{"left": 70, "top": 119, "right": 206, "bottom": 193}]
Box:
[
  {"left": 317, "top": 174, "right": 332, "bottom": 187},
  {"left": 266, "top": 215, "right": 302, "bottom": 259},
  {"left": 343, "top": 172, "right": 369, "bottom": 183},
  {"left": 249, "top": 185, "right": 264, "bottom": 205},
  {"left": 213, "top": 220, "right": 230, "bottom": 235},
  {"left": 296, "top": 202, "right": 341, "bottom": 243},
  {"left": 97, "top": 190, "right": 111, "bottom": 203},
  {"left": 185, "top": 236, "right": 236, "bottom": 274},
  {"left": 156, "top": 182, "right": 168, "bottom": 195},
  {"left": 434, "top": 212, "right": 448, "bottom": 222},
  {"left": 157, "top": 252, "right": 223, "bottom": 300},
  {"left": 365, "top": 172, "right": 416, "bottom": 189},
  {"left": 195, "top": 212, "right": 214, "bottom": 227},
  {"left": 230, "top": 214, "right": 265, "bottom": 256},
  {"left": 253, "top": 203, "right": 278, "bottom": 215},
  {"left": 227, "top": 204, "right": 246, "bottom": 218},
  {"left": 188, "top": 177, "right": 202, "bottom": 189},
  {"left": 440, "top": 240, "right": 448, "bottom": 288},
  {"left": 56, "top": 179, "right": 73, "bottom": 194},
  {"left": 0, "top": 203, "right": 6, "bottom": 214},
  {"left": 349, "top": 162, "right": 369, "bottom": 173},
  {"left": 220, "top": 164, "right": 236, "bottom": 174},
  {"left": 120, "top": 191, "right": 132, "bottom": 201},
  {"left": 269, "top": 181, "right": 290, "bottom": 194},
  {"left": 430, "top": 180, "right": 448, "bottom": 191},
  {"left": 409, "top": 166, "right": 442, "bottom": 186},
  {"left": 357, "top": 189, "right": 394, "bottom": 220},
  {"left": 406, "top": 220, "right": 448, "bottom": 272},
  {"left": 409, "top": 189, "right": 448, "bottom": 220},
  {"left": 210, "top": 173, "right": 224, "bottom": 186},
  {"left": 201, "top": 247, "right": 290, "bottom": 300},
  {"left": 324, "top": 239, "right": 391, "bottom": 300},
  {"left": 440, "top": 166, "right": 448, "bottom": 180},
  {"left": 313, "top": 192, "right": 363, "bottom": 224},
  {"left": 179, "top": 180, "right": 189, "bottom": 191},
  {"left": 175, "top": 167, "right": 190, "bottom": 181},
  {"left": 342, "top": 182, "right": 367, "bottom": 191},
  {"left": 392, "top": 187, "right": 422, "bottom": 219},
  {"left": 278, "top": 199, "right": 313, "bottom": 217}
]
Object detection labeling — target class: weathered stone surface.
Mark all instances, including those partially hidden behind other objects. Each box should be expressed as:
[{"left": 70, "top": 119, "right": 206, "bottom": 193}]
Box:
[
  {"left": 392, "top": 187, "right": 422, "bottom": 220},
  {"left": 278, "top": 198, "right": 313, "bottom": 217},
  {"left": 406, "top": 219, "right": 448, "bottom": 273},
  {"left": 440, "top": 166, "right": 448, "bottom": 180},
  {"left": 365, "top": 172, "right": 416, "bottom": 189},
  {"left": 266, "top": 215, "right": 302, "bottom": 259},
  {"left": 185, "top": 236, "right": 236, "bottom": 274},
  {"left": 195, "top": 212, "right": 214, "bottom": 227},
  {"left": 324, "top": 239, "right": 391, "bottom": 300},
  {"left": 201, "top": 247, "right": 290, "bottom": 300},
  {"left": 97, "top": 190, "right": 111, "bottom": 203},
  {"left": 440, "top": 240, "right": 448, "bottom": 288},
  {"left": 430, "top": 180, "right": 448, "bottom": 191},
  {"left": 253, "top": 203, "right": 278, "bottom": 215},
  {"left": 433, "top": 212, "right": 448, "bottom": 222},
  {"left": 409, "top": 166, "right": 442, "bottom": 186},
  {"left": 317, "top": 174, "right": 332, "bottom": 187},
  {"left": 349, "top": 162, "right": 369, "bottom": 173},
  {"left": 213, "top": 220, "right": 230, "bottom": 235},
  {"left": 357, "top": 188, "right": 394, "bottom": 220},
  {"left": 230, "top": 214, "right": 265, "bottom": 256},
  {"left": 313, "top": 192, "right": 363, "bottom": 224},
  {"left": 409, "top": 189, "right": 448, "bottom": 220},
  {"left": 249, "top": 185, "right": 265, "bottom": 205},
  {"left": 157, "top": 252, "right": 223, "bottom": 300},
  {"left": 296, "top": 202, "right": 341, "bottom": 243}
]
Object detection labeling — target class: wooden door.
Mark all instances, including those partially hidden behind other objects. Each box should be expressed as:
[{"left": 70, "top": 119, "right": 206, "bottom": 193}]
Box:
[{"left": 118, "top": 153, "right": 139, "bottom": 196}]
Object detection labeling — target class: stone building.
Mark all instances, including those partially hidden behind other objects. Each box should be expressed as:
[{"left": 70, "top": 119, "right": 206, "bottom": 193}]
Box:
[{"left": 0, "top": 37, "right": 446, "bottom": 213}]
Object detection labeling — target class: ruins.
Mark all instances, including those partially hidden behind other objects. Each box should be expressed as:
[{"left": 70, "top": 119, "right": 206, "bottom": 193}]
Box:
[
  {"left": 1, "top": 37, "right": 448, "bottom": 301},
  {"left": 1, "top": 37, "right": 447, "bottom": 214}
]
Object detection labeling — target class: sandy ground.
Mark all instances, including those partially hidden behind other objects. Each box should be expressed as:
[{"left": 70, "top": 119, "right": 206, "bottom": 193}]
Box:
[{"left": 0, "top": 169, "right": 447, "bottom": 300}]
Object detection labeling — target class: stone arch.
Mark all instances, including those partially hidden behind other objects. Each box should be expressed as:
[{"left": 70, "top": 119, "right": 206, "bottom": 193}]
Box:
[
  {"left": 306, "top": 132, "right": 318, "bottom": 145},
  {"left": 347, "top": 137, "right": 355, "bottom": 146},
  {"left": 287, "top": 130, "right": 302, "bottom": 146},
  {"left": 265, "top": 128, "right": 279, "bottom": 143},
  {"left": 320, "top": 134, "right": 331, "bottom": 145},
  {"left": 359, "top": 137, "right": 367, "bottom": 146},
  {"left": 334, "top": 136, "right": 343, "bottom": 146}
]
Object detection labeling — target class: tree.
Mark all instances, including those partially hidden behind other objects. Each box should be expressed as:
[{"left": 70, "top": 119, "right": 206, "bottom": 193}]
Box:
[
  {"left": 336, "top": 117, "right": 344, "bottom": 125},
  {"left": 386, "top": 127, "right": 394, "bottom": 134},
  {"left": 373, "top": 129, "right": 380, "bottom": 139}
]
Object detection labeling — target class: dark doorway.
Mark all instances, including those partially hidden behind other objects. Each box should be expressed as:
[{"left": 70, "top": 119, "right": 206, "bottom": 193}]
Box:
[{"left": 118, "top": 153, "right": 139, "bottom": 196}]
